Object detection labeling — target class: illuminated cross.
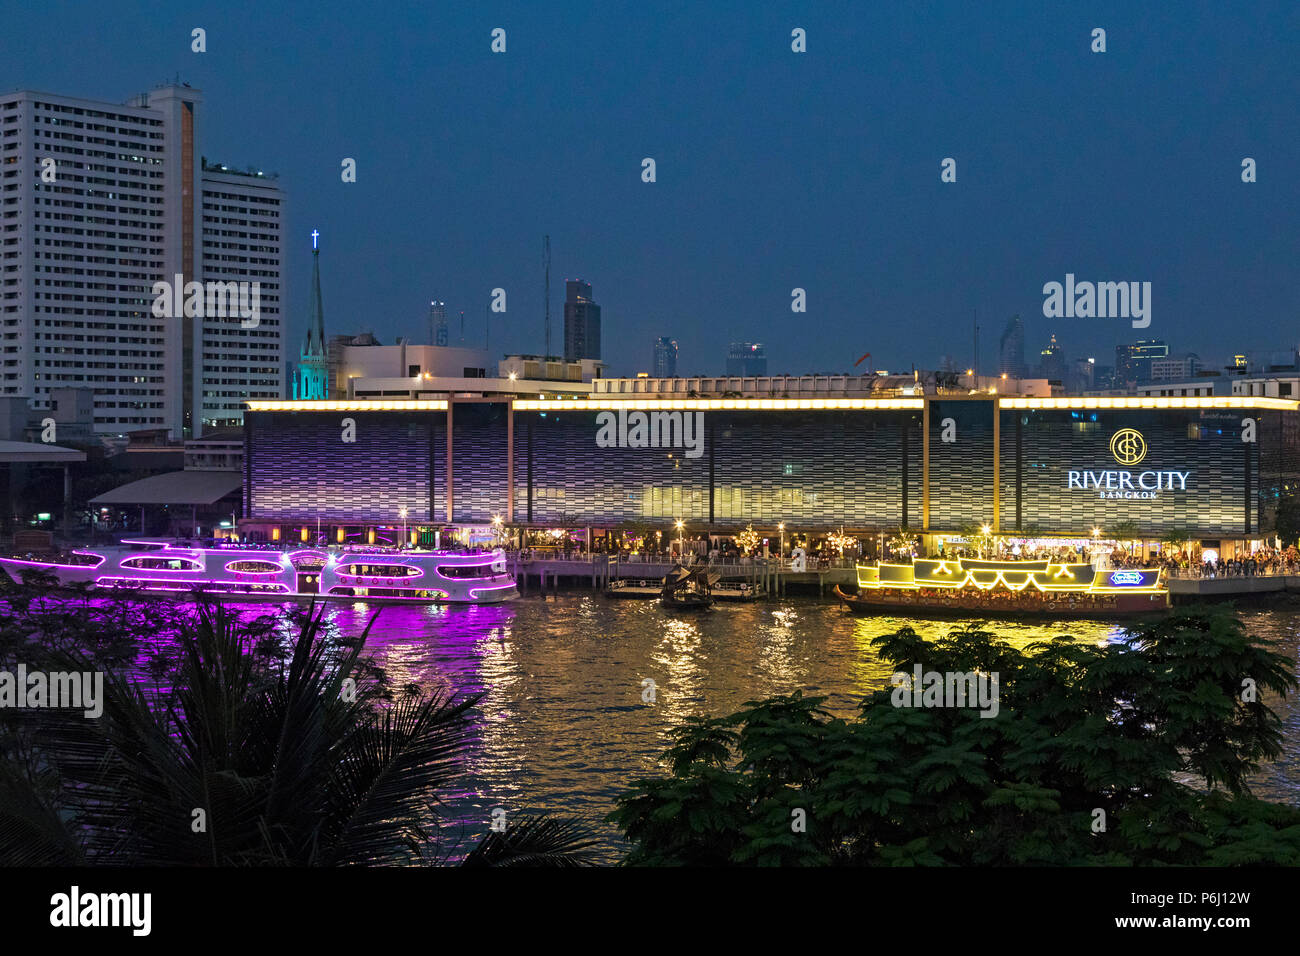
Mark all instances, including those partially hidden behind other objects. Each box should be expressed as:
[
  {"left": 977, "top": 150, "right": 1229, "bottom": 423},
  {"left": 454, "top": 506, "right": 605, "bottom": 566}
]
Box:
[{"left": 311, "top": 229, "right": 320, "bottom": 249}]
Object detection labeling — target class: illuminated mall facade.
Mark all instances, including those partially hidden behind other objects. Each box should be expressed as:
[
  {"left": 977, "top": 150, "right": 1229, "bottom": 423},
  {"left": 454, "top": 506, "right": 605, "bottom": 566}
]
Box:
[{"left": 239, "top": 395, "right": 1300, "bottom": 553}]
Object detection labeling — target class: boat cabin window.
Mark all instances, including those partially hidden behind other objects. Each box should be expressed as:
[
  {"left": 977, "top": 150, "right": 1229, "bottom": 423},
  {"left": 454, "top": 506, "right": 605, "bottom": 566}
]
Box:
[
  {"left": 339, "top": 564, "right": 419, "bottom": 577},
  {"left": 225, "top": 560, "right": 282, "bottom": 574},
  {"left": 437, "top": 564, "right": 500, "bottom": 579}
]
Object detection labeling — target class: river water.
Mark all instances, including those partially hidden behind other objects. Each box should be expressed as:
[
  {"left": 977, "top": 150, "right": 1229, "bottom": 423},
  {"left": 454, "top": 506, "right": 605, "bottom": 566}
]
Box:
[{"left": 283, "top": 591, "right": 1300, "bottom": 863}]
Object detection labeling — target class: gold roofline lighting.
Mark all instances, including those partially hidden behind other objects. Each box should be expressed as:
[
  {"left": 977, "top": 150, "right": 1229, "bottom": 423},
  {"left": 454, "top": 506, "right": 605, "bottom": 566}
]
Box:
[
  {"left": 246, "top": 396, "right": 1297, "bottom": 413},
  {"left": 246, "top": 400, "right": 450, "bottom": 412},
  {"left": 1000, "top": 396, "right": 1300, "bottom": 411},
  {"left": 512, "top": 397, "right": 925, "bottom": 411}
]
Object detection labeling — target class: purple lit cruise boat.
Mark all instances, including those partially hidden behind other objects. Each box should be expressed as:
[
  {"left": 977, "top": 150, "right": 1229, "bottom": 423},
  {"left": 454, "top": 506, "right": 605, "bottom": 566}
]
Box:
[{"left": 0, "top": 540, "right": 520, "bottom": 604}]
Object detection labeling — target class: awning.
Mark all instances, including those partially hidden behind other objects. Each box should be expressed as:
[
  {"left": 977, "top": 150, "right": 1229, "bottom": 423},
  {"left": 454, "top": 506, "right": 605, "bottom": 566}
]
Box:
[
  {"left": 89, "top": 470, "right": 242, "bottom": 506},
  {"left": 0, "top": 440, "right": 87, "bottom": 464}
]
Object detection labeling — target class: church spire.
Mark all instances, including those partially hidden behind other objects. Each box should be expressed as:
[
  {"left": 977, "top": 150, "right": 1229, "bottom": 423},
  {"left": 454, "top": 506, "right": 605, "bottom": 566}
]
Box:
[
  {"left": 303, "top": 229, "right": 326, "bottom": 357},
  {"left": 295, "top": 229, "right": 330, "bottom": 400}
]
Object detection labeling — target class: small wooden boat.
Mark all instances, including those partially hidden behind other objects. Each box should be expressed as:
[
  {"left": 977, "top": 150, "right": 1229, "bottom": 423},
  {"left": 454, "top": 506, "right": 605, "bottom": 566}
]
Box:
[{"left": 661, "top": 559, "right": 715, "bottom": 610}]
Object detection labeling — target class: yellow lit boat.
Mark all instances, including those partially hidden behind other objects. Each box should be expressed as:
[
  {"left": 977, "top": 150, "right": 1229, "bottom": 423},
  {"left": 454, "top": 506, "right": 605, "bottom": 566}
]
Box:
[{"left": 834, "top": 557, "right": 1168, "bottom": 618}]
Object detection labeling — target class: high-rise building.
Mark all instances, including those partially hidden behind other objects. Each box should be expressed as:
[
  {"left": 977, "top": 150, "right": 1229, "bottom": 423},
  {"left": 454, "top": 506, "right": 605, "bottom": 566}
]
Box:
[
  {"left": 0, "top": 84, "right": 284, "bottom": 438},
  {"left": 1150, "top": 353, "right": 1200, "bottom": 382},
  {"left": 653, "top": 337, "right": 678, "bottom": 377},
  {"left": 1115, "top": 339, "right": 1170, "bottom": 386},
  {"left": 563, "top": 279, "right": 601, "bottom": 361},
  {"left": 1070, "top": 356, "right": 1096, "bottom": 392},
  {"left": 726, "top": 342, "right": 767, "bottom": 376},
  {"left": 998, "top": 316, "right": 1026, "bottom": 378},
  {"left": 1038, "top": 333, "right": 1065, "bottom": 383},
  {"left": 198, "top": 161, "right": 286, "bottom": 431},
  {"left": 430, "top": 300, "right": 448, "bottom": 346}
]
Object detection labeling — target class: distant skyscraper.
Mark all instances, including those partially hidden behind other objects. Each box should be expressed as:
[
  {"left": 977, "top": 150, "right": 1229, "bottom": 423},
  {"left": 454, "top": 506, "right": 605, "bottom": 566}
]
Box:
[
  {"left": 430, "top": 300, "right": 448, "bottom": 346},
  {"left": 563, "top": 279, "right": 601, "bottom": 361},
  {"left": 1038, "top": 333, "right": 1065, "bottom": 383},
  {"left": 1149, "top": 353, "right": 1200, "bottom": 382},
  {"left": 1115, "top": 339, "right": 1170, "bottom": 385},
  {"left": 726, "top": 342, "right": 767, "bottom": 376},
  {"left": 998, "top": 316, "right": 1026, "bottom": 378},
  {"left": 1071, "top": 356, "right": 1096, "bottom": 392},
  {"left": 1, "top": 84, "right": 284, "bottom": 437},
  {"left": 654, "top": 337, "right": 678, "bottom": 377}
]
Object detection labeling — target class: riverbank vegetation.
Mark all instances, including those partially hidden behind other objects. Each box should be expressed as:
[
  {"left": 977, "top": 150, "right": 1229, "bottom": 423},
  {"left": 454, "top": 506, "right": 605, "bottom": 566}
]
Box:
[
  {"left": 610, "top": 607, "right": 1300, "bottom": 865},
  {"left": 0, "top": 594, "right": 597, "bottom": 866}
]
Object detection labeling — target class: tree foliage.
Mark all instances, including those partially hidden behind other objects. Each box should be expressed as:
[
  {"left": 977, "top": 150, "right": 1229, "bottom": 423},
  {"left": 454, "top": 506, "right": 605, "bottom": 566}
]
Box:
[
  {"left": 610, "top": 607, "right": 1300, "bottom": 865},
  {"left": 1274, "top": 488, "right": 1300, "bottom": 548},
  {"left": 0, "top": 599, "right": 597, "bottom": 866}
]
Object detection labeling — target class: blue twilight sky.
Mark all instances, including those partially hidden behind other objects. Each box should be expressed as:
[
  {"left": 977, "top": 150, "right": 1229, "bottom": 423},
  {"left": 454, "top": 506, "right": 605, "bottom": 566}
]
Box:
[{"left": 3, "top": 0, "right": 1297, "bottom": 377}]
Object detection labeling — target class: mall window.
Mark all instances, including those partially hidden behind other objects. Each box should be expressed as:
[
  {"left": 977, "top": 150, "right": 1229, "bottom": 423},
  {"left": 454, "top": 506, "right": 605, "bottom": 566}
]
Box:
[
  {"left": 1072, "top": 421, "right": 1100, "bottom": 435},
  {"left": 1187, "top": 423, "right": 1205, "bottom": 439}
]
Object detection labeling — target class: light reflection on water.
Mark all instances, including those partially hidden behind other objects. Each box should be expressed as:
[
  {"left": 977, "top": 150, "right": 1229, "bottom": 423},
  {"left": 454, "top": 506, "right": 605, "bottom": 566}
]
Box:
[{"left": 87, "top": 593, "right": 1300, "bottom": 862}]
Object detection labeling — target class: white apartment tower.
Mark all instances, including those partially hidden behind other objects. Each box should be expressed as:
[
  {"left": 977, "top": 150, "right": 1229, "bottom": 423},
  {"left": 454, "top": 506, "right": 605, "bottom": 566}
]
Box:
[
  {"left": 199, "top": 164, "right": 285, "bottom": 430},
  {"left": 0, "top": 84, "right": 283, "bottom": 439}
]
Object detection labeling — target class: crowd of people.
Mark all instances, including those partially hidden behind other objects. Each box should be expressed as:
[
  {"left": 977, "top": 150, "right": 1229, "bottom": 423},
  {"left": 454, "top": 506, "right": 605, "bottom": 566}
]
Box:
[
  {"left": 1101, "top": 545, "right": 1300, "bottom": 577},
  {"left": 513, "top": 534, "right": 852, "bottom": 568},
  {"left": 916, "top": 540, "right": 1300, "bottom": 580}
]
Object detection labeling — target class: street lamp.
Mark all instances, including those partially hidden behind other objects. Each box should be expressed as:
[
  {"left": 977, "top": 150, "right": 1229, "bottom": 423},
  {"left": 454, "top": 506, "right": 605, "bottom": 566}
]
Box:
[
  {"left": 492, "top": 514, "right": 504, "bottom": 550},
  {"left": 399, "top": 506, "right": 408, "bottom": 549},
  {"left": 778, "top": 522, "right": 785, "bottom": 565},
  {"left": 675, "top": 519, "right": 684, "bottom": 559}
]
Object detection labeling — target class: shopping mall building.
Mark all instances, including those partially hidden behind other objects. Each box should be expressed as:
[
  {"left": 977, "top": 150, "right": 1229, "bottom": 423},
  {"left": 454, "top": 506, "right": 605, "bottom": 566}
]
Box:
[{"left": 239, "top": 395, "right": 1300, "bottom": 555}]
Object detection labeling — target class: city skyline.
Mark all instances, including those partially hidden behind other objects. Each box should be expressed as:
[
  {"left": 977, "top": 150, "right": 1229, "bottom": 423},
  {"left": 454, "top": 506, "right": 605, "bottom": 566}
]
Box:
[
  {"left": 3, "top": 1, "right": 1300, "bottom": 902},
  {"left": 2, "top": 1, "right": 1296, "bottom": 379}
]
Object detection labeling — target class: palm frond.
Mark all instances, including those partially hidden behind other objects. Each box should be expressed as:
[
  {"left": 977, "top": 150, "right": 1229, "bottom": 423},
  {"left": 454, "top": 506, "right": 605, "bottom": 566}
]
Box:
[{"left": 461, "top": 815, "right": 602, "bottom": 867}]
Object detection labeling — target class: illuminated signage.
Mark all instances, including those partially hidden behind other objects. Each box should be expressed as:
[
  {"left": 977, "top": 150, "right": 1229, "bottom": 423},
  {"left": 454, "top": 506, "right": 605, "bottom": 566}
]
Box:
[
  {"left": 1066, "top": 429, "right": 1190, "bottom": 499},
  {"left": 856, "top": 558, "right": 1165, "bottom": 595},
  {"left": 1066, "top": 470, "right": 1190, "bottom": 498},
  {"left": 1109, "top": 428, "right": 1147, "bottom": 466}
]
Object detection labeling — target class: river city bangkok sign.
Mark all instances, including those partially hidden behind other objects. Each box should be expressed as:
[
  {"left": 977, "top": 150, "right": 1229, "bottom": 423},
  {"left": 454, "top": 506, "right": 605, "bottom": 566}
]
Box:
[{"left": 1066, "top": 428, "right": 1190, "bottom": 499}]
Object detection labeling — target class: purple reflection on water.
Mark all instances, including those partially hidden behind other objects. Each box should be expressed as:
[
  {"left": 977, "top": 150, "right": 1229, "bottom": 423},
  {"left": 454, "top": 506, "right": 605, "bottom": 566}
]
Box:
[{"left": 10, "top": 592, "right": 1300, "bottom": 865}]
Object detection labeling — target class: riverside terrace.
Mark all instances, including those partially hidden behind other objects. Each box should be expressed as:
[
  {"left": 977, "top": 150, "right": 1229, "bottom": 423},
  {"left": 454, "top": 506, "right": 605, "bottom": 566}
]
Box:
[{"left": 238, "top": 395, "right": 1300, "bottom": 556}]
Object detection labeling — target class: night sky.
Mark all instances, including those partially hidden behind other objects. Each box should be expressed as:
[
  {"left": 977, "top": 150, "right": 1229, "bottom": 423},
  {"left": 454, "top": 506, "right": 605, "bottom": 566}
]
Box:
[{"left": 4, "top": 0, "right": 1297, "bottom": 376}]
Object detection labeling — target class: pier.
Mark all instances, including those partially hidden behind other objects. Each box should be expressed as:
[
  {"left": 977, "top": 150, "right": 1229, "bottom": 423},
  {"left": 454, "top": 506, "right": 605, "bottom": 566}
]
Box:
[
  {"left": 505, "top": 554, "right": 855, "bottom": 597},
  {"left": 1168, "top": 573, "right": 1300, "bottom": 602}
]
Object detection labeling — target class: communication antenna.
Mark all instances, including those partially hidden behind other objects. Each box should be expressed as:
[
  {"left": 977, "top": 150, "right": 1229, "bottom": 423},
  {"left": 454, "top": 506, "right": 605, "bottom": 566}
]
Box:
[{"left": 544, "top": 235, "right": 551, "bottom": 360}]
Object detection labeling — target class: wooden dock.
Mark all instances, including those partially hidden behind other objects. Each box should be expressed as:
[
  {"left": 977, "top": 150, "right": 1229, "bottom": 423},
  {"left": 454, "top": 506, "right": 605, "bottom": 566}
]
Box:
[{"left": 505, "top": 554, "right": 854, "bottom": 598}]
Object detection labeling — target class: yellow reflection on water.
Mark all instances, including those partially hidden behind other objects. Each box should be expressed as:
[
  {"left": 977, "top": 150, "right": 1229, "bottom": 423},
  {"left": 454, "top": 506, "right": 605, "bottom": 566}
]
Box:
[
  {"left": 652, "top": 615, "right": 706, "bottom": 727},
  {"left": 233, "top": 595, "right": 1299, "bottom": 862}
]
